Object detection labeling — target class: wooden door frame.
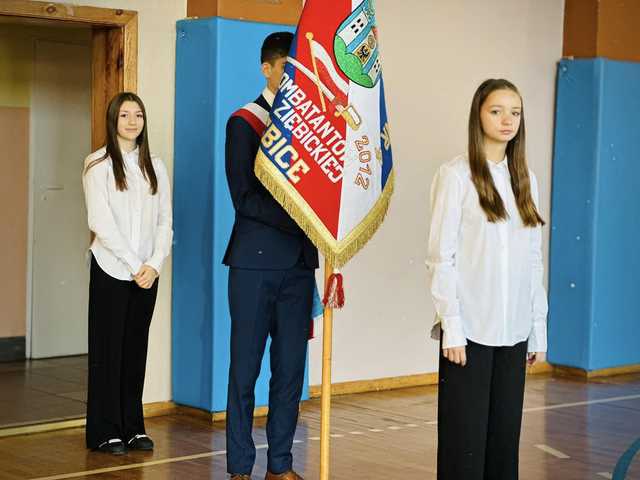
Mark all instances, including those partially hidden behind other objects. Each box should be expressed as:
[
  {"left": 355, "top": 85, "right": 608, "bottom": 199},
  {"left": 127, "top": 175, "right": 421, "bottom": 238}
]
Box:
[{"left": 0, "top": 0, "right": 138, "bottom": 150}]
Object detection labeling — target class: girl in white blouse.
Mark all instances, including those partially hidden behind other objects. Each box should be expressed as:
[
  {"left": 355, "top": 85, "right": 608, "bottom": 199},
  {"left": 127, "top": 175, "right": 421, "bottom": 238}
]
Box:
[
  {"left": 427, "top": 79, "right": 547, "bottom": 480},
  {"left": 82, "top": 92, "right": 172, "bottom": 455}
]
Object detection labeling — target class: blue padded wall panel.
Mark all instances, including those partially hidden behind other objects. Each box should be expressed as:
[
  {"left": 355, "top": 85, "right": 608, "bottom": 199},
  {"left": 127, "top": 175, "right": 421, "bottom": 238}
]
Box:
[
  {"left": 548, "top": 59, "right": 601, "bottom": 369},
  {"left": 173, "top": 19, "right": 218, "bottom": 410},
  {"left": 209, "top": 18, "right": 297, "bottom": 413},
  {"left": 591, "top": 60, "right": 640, "bottom": 369},
  {"left": 173, "top": 18, "right": 307, "bottom": 413},
  {"left": 549, "top": 58, "right": 640, "bottom": 371}
]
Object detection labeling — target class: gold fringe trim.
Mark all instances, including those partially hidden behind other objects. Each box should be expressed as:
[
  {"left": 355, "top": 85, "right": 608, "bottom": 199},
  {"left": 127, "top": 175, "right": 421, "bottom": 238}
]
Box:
[{"left": 255, "top": 151, "right": 395, "bottom": 268}]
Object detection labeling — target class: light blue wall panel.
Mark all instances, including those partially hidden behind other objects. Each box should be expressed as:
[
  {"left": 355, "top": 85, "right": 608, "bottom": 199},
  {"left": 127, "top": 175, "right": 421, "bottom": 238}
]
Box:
[
  {"left": 549, "top": 58, "right": 640, "bottom": 370},
  {"left": 173, "top": 17, "right": 307, "bottom": 413}
]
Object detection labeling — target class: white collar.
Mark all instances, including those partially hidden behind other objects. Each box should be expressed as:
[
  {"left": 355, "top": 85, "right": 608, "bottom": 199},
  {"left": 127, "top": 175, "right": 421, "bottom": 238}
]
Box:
[
  {"left": 262, "top": 87, "right": 275, "bottom": 107},
  {"left": 122, "top": 146, "right": 139, "bottom": 161},
  {"left": 488, "top": 156, "right": 508, "bottom": 169}
]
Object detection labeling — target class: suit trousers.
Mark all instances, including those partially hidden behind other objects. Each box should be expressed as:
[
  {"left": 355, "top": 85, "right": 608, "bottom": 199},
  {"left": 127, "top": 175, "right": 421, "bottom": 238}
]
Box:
[
  {"left": 437, "top": 339, "right": 528, "bottom": 480},
  {"left": 85, "top": 256, "right": 158, "bottom": 449},
  {"left": 226, "top": 262, "right": 314, "bottom": 475}
]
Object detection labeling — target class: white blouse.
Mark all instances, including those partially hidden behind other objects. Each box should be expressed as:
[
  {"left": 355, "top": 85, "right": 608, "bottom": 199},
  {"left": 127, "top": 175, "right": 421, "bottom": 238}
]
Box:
[
  {"left": 82, "top": 147, "right": 173, "bottom": 281},
  {"left": 426, "top": 155, "right": 548, "bottom": 353}
]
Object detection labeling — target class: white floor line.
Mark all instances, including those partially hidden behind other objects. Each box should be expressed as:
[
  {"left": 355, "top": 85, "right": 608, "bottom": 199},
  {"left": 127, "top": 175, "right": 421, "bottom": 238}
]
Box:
[
  {"left": 405, "top": 424, "right": 419, "bottom": 428},
  {"left": 329, "top": 434, "right": 344, "bottom": 438},
  {"left": 597, "top": 472, "right": 613, "bottom": 479},
  {"left": 30, "top": 450, "right": 227, "bottom": 480},
  {"left": 308, "top": 436, "right": 320, "bottom": 441},
  {"left": 534, "top": 444, "right": 570, "bottom": 459},
  {"left": 387, "top": 426, "right": 402, "bottom": 430},
  {"left": 349, "top": 431, "right": 364, "bottom": 435},
  {"left": 523, "top": 394, "right": 640, "bottom": 413},
  {"left": 368, "top": 428, "right": 384, "bottom": 432}
]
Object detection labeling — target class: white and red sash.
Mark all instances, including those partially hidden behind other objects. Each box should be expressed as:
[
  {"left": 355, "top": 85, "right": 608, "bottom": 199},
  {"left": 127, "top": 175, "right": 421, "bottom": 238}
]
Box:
[{"left": 232, "top": 101, "right": 270, "bottom": 137}]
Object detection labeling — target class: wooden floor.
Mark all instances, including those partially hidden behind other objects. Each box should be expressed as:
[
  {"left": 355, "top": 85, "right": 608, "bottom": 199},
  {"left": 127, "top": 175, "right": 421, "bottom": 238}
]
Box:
[
  {"left": 1, "top": 372, "right": 639, "bottom": 479},
  {"left": 0, "top": 356, "right": 87, "bottom": 428}
]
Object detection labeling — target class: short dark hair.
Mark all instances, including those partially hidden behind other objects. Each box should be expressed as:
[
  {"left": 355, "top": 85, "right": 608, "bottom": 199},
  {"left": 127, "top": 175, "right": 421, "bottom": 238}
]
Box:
[{"left": 261, "top": 31, "right": 293, "bottom": 64}]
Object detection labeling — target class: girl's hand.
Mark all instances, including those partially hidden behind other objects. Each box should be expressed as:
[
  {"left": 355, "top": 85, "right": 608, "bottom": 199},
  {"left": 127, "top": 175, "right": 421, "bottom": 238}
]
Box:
[
  {"left": 527, "top": 352, "right": 546, "bottom": 366},
  {"left": 443, "top": 346, "right": 467, "bottom": 366},
  {"left": 134, "top": 265, "right": 158, "bottom": 289}
]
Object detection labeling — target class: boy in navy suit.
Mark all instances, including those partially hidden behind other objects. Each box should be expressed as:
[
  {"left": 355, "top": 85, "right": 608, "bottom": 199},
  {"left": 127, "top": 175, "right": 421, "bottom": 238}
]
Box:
[{"left": 223, "top": 32, "right": 318, "bottom": 480}]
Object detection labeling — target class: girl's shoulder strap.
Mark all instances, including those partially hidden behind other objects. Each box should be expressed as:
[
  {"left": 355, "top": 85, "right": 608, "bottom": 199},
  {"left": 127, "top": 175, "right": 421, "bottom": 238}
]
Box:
[{"left": 84, "top": 146, "right": 110, "bottom": 173}]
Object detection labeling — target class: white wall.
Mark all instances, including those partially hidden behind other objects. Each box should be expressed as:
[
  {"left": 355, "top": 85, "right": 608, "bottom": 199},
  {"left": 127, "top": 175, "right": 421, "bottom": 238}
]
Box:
[
  {"left": 70, "top": 0, "right": 187, "bottom": 402},
  {"left": 308, "top": 0, "right": 565, "bottom": 385}
]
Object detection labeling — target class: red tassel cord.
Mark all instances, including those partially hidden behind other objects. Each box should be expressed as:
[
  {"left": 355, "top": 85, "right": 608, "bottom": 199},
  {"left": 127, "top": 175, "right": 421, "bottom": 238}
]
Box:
[{"left": 323, "top": 270, "right": 345, "bottom": 309}]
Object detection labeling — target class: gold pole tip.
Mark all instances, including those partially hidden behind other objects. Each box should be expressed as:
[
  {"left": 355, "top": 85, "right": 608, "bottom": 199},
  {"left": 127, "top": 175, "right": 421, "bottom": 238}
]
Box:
[{"left": 306, "top": 32, "right": 314, "bottom": 40}]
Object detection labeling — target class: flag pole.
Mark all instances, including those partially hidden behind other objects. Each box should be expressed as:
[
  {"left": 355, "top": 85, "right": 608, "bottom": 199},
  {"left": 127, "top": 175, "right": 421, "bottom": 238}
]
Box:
[{"left": 320, "top": 258, "right": 333, "bottom": 480}]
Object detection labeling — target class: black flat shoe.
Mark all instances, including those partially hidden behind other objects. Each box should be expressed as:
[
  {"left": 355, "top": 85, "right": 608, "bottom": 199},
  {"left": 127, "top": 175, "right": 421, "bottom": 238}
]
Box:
[
  {"left": 127, "top": 434, "right": 154, "bottom": 451},
  {"left": 93, "top": 438, "right": 126, "bottom": 455}
]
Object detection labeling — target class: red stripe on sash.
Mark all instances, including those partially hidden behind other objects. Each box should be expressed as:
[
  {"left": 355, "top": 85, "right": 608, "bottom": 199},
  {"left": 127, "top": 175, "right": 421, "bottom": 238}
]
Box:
[{"left": 233, "top": 108, "right": 267, "bottom": 137}]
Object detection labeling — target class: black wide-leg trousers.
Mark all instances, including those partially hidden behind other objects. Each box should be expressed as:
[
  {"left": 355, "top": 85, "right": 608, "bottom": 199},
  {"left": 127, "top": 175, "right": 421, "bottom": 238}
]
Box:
[
  {"left": 86, "top": 256, "right": 158, "bottom": 449},
  {"left": 437, "top": 339, "right": 528, "bottom": 480}
]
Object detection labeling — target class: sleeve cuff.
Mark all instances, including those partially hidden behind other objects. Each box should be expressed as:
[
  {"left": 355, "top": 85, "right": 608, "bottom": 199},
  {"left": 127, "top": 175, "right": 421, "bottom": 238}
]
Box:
[
  {"left": 145, "top": 255, "right": 164, "bottom": 275},
  {"left": 528, "top": 321, "right": 548, "bottom": 353},
  {"left": 441, "top": 317, "right": 467, "bottom": 349},
  {"left": 124, "top": 253, "right": 143, "bottom": 276}
]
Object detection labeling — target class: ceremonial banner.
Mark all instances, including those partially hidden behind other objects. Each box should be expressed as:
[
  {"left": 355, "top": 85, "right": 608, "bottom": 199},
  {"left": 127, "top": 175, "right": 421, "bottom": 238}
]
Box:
[{"left": 255, "top": 0, "right": 394, "bottom": 268}]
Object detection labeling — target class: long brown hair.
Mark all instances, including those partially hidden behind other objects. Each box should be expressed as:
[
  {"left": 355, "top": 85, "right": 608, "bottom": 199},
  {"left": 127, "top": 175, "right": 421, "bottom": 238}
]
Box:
[
  {"left": 468, "top": 79, "right": 544, "bottom": 227},
  {"left": 85, "top": 92, "right": 157, "bottom": 194}
]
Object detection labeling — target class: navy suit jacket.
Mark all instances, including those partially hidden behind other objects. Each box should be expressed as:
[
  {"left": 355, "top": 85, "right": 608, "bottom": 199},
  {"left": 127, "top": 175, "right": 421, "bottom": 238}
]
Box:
[{"left": 222, "top": 94, "right": 319, "bottom": 270}]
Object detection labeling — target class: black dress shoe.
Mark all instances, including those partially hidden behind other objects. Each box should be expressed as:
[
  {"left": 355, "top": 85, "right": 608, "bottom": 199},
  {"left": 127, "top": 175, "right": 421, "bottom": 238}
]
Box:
[
  {"left": 127, "top": 434, "right": 154, "bottom": 451},
  {"left": 94, "top": 438, "right": 126, "bottom": 455}
]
